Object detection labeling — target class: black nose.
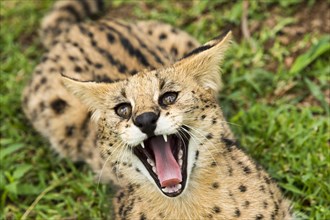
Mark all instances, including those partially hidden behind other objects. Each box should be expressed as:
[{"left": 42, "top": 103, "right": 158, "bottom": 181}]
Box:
[{"left": 134, "top": 112, "right": 159, "bottom": 136}]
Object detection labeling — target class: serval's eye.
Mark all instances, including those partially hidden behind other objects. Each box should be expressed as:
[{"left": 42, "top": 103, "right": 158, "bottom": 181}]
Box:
[
  {"left": 115, "top": 103, "right": 132, "bottom": 119},
  {"left": 159, "top": 92, "right": 178, "bottom": 106}
]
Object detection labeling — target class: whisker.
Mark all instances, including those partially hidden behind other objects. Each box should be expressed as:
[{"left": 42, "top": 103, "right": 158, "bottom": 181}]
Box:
[
  {"left": 181, "top": 124, "right": 221, "bottom": 170},
  {"left": 97, "top": 154, "right": 112, "bottom": 187},
  {"left": 183, "top": 116, "right": 241, "bottom": 127}
]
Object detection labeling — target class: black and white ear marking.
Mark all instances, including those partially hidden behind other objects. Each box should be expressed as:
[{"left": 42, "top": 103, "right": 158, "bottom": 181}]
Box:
[{"left": 174, "top": 30, "right": 232, "bottom": 95}]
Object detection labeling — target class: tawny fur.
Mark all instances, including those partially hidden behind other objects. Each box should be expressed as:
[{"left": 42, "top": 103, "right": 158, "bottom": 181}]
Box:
[{"left": 22, "top": 1, "right": 293, "bottom": 219}]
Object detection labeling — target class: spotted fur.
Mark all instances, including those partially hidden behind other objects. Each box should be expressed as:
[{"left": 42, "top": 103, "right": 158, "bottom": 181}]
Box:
[{"left": 22, "top": 1, "right": 293, "bottom": 219}]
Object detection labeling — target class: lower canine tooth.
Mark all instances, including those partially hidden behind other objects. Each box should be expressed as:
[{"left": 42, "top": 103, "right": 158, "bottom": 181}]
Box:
[
  {"left": 177, "top": 184, "right": 182, "bottom": 190},
  {"left": 179, "top": 159, "right": 183, "bottom": 166},
  {"left": 152, "top": 167, "right": 157, "bottom": 173},
  {"left": 141, "top": 142, "right": 145, "bottom": 148}
]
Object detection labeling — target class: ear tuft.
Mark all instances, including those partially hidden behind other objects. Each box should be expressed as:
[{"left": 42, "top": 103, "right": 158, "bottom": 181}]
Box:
[{"left": 175, "top": 31, "right": 232, "bottom": 96}]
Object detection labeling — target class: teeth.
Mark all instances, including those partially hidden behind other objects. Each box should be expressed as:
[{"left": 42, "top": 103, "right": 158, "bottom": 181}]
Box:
[
  {"left": 163, "top": 134, "right": 168, "bottom": 142},
  {"left": 161, "top": 184, "right": 182, "bottom": 194},
  {"left": 141, "top": 142, "right": 145, "bottom": 148},
  {"left": 179, "top": 149, "right": 183, "bottom": 159},
  {"left": 147, "top": 158, "right": 155, "bottom": 166},
  {"left": 152, "top": 167, "right": 157, "bottom": 173},
  {"left": 179, "top": 159, "right": 183, "bottom": 166}
]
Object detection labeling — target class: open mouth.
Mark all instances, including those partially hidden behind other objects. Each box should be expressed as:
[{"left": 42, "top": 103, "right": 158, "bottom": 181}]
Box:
[{"left": 133, "top": 127, "right": 190, "bottom": 197}]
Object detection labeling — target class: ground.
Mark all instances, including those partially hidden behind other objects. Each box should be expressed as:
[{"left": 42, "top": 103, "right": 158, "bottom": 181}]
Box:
[{"left": 0, "top": 0, "right": 329, "bottom": 219}]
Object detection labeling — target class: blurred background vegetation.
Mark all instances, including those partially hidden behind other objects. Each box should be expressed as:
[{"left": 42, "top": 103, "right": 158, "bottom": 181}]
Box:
[{"left": 1, "top": 0, "right": 329, "bottom": 219}]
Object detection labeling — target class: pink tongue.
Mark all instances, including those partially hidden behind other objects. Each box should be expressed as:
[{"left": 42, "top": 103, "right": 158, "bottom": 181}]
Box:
[{"left": 149, "top": 136, "right": 182, "bottom": 187}]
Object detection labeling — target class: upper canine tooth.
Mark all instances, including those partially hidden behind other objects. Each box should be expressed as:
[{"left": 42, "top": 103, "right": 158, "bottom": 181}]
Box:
[
  {"left": 163, "top": 134, "right": 168, "bottom": 142},
  {"left": 141, "top": 142, "right": 145, "bottom": 148}
]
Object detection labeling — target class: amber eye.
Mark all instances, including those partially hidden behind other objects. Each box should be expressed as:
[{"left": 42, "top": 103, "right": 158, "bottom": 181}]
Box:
[
  {"left": 115, "top": 103, "right": 132, "bottom": 119},
  {"left": 159, "top": 92, "right": 178, "bottom": 106}
]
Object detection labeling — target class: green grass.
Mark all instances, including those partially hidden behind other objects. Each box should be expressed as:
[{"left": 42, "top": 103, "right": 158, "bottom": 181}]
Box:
[{"left": 1, "top": 0, "right": 329, "bottom": 219}]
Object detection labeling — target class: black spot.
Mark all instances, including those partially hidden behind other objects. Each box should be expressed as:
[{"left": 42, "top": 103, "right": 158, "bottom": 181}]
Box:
[
  {"left": 243, "top": 166, "right": 251, "bottom": 174},
  {"left": 39, "top": 102, "right": 45, "bottom": 111},
  {"left": 40, "top": 77, "right": 47, "bottom": 84},
  {"left": 239, "top": 185, "right": 247, "bottom": 192},
  {"left": 65, "top": 125, "right": 75, "bottom": 137},
  {"left": 140, "top": 213, "right": 146, "bottom": 220},
  {"left": 170, "top": 46, "right": 178, "bottom": 56},
  {"left": 74, "top": 66, "right": 83, "bottom": 73},
  {"left": 118, "top": 204, "right": 124, "bottom": 216},
  {"left": 135, "top": 168, "right": 141, "bottom": 173},
  {"left": 212, "top": 182, "right": 219, "bottom": 189},
  {"left": 41, "top": 55, "right": 48, "bottom": 62},
  {"left": 187, "top": 41, "right": 194, "bottom": 48},
  {"left": 130, "top": 69, "right": 138, "bottom": 75},
  {"left": 68, "top": 55, "right": 76, "bottom": 61},
  {"left": 60, "top": 5, "right": 82, "bottom": 21},
  {"left": 228, "top": 166, "right": 233, "bottom": 176},
  {"left": 206, "top": 133, "right": 213, "bottom": 139},
  {"left": 77, "top": 140, "right": 83, "bottom": 151},
  {"left": 120, "top": 88, "right": 126, "bottom": 98},
  {"left": 271, "top": 212, "right": 276, "bottom": 220},
  {"left": 195, "top": 150, "right": 199, "bottom": 160},
  {"left": 221, "top": 137, "right": 237, "bottom": 152},
  {"left": 201, "top": 115, "right": 206, "bottom": 120},
  {"left": 51, "top": 98, "right": 67, "bottom": 114},
  {"left": 263, "top": 201, "right": 268, "bottom": 209},
  {"left": 48, "top": 67, "right": 57, "bottom": 73},
  {"left": 34, "top": 84, "right": 40, "bottom": 92},
  {"left": 234, "top": 208, "right": 241, "bottom": 217},
  {"left": 148, "top": 30, "right": 153, "bottom": 35},
  {"left": 107, "top": 33, "right": 115, "bottom": 43},
  {"left": 94, "top": 63, "right": 103, "bottom": 69},
  {"left": 244, "top": 201, "right": 250, "bottom": 208},
  {"left": 87, "top": 152, "right": 93, "bottom": 159},
  {"left": 274, "top": 201, "right": 279, "bottom": 214},
  {"left": 87, "top": 31, "right": 93, "bottom": 38},
  {"left": 264, "top": 176, "right": 271, "bottom": 184},
  {"left": 85, "top": 57, "right": 93, "bottom": 65},
  {"left": 117, "top": 191, "right": 125, "bottom": 203},
  {"left": 207, "top": 214, "right": 213, "bottom": 218},
  {"left": 159, "top": 33, "right": 167, "bottom": 40},
  {"left": 256, "top": 214, "right": 264, "bottom": 220},
  {"left": 213, "top": 206, "right": 221, "bottom": 213},
  {"left": 171, "top": 28, "right": 178, "bottom": 34},
  {"left": 212, "top": 118, "right": 217, "bottom": 124},
  {"left": 128, "top": 184, "right": 134, "bottom": 194},
  {"left": 211, "top": 161, "right": 217, "bottom": 167},
  {"left": 260, "top": 185, "right": 266, "bottom": 192}
]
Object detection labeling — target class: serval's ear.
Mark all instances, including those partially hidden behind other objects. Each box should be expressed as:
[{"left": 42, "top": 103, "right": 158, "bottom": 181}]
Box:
[
  {"left": 174, "top": 30, "right": 232, "bottom": 96},
  {"left": 61, "top": 75, "right": 112, "bottom": 120}
]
